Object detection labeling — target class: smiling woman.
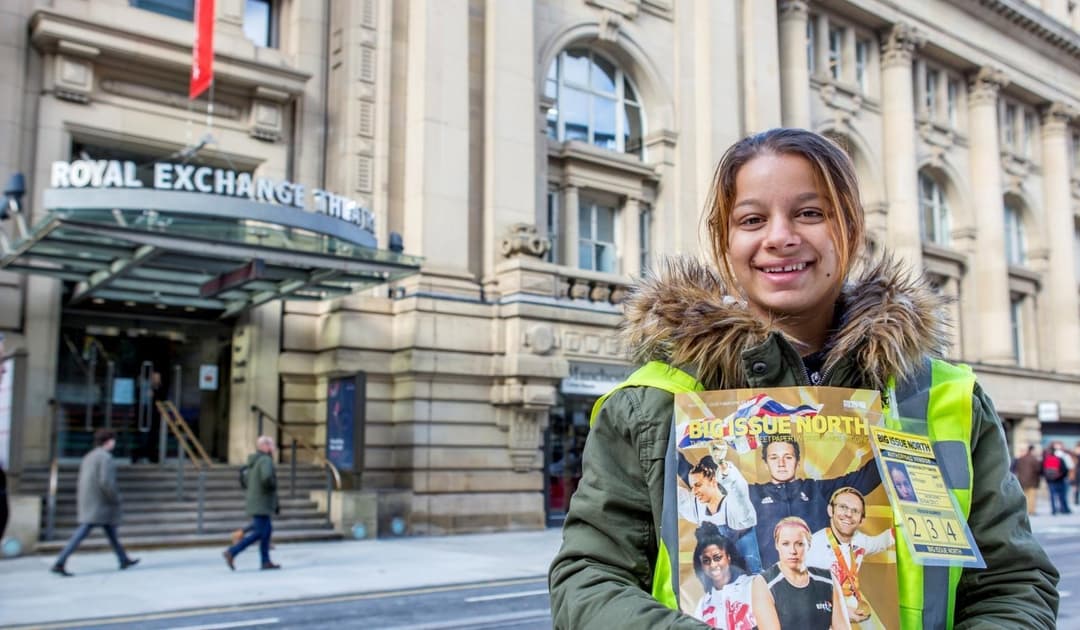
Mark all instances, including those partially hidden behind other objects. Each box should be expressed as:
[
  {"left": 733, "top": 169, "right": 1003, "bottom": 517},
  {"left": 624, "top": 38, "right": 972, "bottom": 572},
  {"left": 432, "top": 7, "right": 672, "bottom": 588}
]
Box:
[{"left": 548, "top": 128, "right": 1059, "bottom": 630}]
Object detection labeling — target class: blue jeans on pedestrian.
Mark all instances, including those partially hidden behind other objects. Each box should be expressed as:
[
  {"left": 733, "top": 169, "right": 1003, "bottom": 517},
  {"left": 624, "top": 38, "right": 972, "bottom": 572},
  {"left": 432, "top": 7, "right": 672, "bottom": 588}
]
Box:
[
  {"left": 227, "top": 515, "right": 272, "bottom": 565},
  {"left": 56, "top": 523, "right": 131, "bottom": 567},
  {"left": 1049, "top": 479, "right": 1072, "bottom": 514}
]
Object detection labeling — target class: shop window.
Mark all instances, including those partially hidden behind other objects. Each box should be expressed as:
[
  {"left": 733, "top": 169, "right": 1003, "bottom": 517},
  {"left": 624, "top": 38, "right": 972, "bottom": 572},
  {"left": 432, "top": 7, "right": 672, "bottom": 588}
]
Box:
[
  {"left": 130, "top": 0, "right": 194, "bottom": 20},
  {"left": 243, "top": 0, "right": 276, "bottom": 49},
  {"left": 918, "top": 171, "right": 950, "bottom": 247},
  {"left": 1004, "top": 201, "right": 1027, "bottom": 267},
  {"left": 544, "top": 49, "right": 645, "bottom": 159},
  {"left": 578, "top": 198, "right": 617, "bottom": 273}
]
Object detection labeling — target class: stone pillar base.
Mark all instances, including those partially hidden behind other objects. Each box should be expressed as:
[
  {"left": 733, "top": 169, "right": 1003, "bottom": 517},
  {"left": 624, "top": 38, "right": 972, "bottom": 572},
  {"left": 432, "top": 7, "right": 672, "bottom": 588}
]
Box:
[{"left": 4, "top": 495, "right": 41, "bottom": 556}]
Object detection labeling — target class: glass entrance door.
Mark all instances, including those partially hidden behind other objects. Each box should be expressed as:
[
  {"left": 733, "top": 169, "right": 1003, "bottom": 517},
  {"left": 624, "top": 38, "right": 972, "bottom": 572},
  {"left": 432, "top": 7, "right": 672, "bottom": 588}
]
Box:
[
  {"left": 54, "top": 313, "right": 231, "bottom": 460},
  {"left": 545, "top": 395, "right": 593, "bottom": 526}
]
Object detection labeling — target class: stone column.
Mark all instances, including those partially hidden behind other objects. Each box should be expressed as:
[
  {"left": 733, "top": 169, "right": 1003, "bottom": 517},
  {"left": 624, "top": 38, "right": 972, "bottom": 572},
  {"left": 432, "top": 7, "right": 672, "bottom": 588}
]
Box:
[
  {"left": 621, "top": 197, "right": 642, "bottom": 277},
  {"left": 483, "top": 0, "right": 535, "bottom": 278},
  {"left": 561, "top": 184, "right": 580, "bottom": 269},
  {"left": 879, "top": 24, "right": 924, "bottom": 268},
  {"left": 967, "top": 66, "right": 1014, "bottom": 365},
  {"left": 1039, "top": 103, "right": 1080, "bottom": 373},
  {"left": 402, "top": 0, "right": 470, "bottom": 270},
  {"left": 815, "top": 13, "right": 830, "bottom": 81},
  {"left": 778, "top": 0, "right": 811, "bottom": 128}
]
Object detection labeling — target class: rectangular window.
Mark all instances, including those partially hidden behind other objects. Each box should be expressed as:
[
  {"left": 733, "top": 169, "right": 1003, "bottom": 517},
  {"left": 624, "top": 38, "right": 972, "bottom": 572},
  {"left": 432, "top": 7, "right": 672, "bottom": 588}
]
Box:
[
  {"left": 828, "top": 27, "right": 844, "bottom": 80},
  {"left": 579, "top": 199, "right": 617, "bottom": 273},
  {"left": 1004, "top": 205, "right": 1026, "bottom": 266},
  {"left": 855, "top": 39, "right": 870, "bottom": 94},
  {"left": 1023, "top": 111, "right": 1035, "bottom": 158},
  {"left": 947, "top": 79, "right": 959, "bottom": 127},
  {"left": 243, "top": 0, "right": 275, "bottom": 48},
  {"left": 130, "top": 0, "right": 194, "bottom": 20},
  {"left": 806, "top": 17, "right": 816, "bottom": 75},
  {"left": 925, "top": 69, "right": 938, "bottom": 118},
  {"left": 1003, "top": 103, "right": 1017, "bottom": 150},
  {"left": 546, "top": 189, "right": 560, "bottom": 264},
  {"left": 1009, "top": 294, "right": 1024, "bottom": 363},
  {"left": 638, "top": 204, "right": 652, "bottom": 276}
]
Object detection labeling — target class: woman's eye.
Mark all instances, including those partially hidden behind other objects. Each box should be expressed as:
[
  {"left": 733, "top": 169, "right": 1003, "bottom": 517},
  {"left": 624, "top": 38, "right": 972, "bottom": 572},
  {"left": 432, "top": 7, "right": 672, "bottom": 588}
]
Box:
[
  {"left": 738, "top": 216, "right": 764, "bottom": 227},
  {"left": 797, "top": 208, "right": 824, "bottom": 219}
]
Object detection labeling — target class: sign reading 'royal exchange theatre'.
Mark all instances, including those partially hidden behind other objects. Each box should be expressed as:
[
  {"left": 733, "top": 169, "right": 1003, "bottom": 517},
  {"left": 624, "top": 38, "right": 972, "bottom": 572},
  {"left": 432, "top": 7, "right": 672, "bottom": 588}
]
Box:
[{"left": 50, "top": 159, "right": 376, "bottom": 234}]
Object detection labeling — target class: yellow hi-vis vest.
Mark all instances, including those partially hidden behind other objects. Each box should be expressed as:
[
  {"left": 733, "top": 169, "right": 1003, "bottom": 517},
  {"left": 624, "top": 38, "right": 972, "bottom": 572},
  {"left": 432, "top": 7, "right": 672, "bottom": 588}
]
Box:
[{"left": 589, "top": 358, "right": 976, "bottom": 630}]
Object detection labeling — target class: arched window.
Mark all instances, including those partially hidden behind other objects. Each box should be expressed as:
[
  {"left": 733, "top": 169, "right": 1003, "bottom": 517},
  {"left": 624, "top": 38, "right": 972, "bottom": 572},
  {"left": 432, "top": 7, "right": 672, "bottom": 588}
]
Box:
[
  {"left": 544, "top": 49, "right": 644, "bottom": 158},
  {"left": 918, "top": 171, "right": 950, "bottom": 246},
  {"left": 1003, "top": 200, "right": 1026, "bottom": 266}
]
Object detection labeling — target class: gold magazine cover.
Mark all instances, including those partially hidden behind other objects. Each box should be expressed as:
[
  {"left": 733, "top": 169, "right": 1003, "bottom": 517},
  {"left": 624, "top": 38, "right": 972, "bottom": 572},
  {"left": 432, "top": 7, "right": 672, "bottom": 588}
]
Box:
[{"left": 672, "top": 387, "right": 897, "bottom": 630}]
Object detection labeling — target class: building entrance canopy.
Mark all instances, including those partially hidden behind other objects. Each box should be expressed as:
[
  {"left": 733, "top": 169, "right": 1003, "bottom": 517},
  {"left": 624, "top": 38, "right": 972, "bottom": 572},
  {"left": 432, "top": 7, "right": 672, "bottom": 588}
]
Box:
[{"left": 0, "top": 188, "right": 422, "bottom": 318}]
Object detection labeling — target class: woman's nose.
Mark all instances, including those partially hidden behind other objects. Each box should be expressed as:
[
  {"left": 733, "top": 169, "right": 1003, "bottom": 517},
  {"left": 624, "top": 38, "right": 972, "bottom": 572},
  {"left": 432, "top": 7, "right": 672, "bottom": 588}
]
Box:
[{"left": 762, "top": 215, "right": 799, "bottom": 249}]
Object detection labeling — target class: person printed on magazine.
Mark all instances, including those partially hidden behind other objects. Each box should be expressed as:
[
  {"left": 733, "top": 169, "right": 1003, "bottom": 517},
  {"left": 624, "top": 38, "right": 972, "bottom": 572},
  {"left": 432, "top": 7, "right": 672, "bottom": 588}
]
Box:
[
  {"left": 678, "top": 442, "right": 762, "bottom": 572},
  {"left": 548, "top": 128, "right": 1058, "bottom": 628},
  {"left": 756, "top": 517, "right": 849, "bottom": 630},
  {"left": 691, "top": 522, "right": 771, "bottom": 630},
  {"left": 749, "top": 434, "right": 880, "bottom": 567},
  {"left": 806, "top": 488, "right": 893, "bottom": 629}
]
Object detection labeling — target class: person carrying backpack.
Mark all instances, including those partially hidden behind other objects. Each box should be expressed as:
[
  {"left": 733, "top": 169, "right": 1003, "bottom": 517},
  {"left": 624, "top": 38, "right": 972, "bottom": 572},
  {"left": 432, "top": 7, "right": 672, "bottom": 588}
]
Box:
[{"left": 1044, "top": 442, "right": 1073, "bottom": 515}]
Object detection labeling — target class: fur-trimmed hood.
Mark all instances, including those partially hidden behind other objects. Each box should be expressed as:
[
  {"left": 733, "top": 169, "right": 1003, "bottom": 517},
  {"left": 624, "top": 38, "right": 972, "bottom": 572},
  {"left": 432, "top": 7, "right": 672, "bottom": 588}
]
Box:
[{"left": 620, "top": 255, "right": 952, "bottom": 391}]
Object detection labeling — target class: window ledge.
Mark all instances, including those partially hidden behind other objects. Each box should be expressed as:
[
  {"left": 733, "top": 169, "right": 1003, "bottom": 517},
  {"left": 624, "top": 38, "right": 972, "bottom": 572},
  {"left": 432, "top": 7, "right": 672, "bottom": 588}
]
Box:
[
  {"left": 548, "top": 139, "right": 659, "bottom": 180},
  {"left": 811, "top": 77, "right": 879, "bottom": 114},
  {"left": 1008, "top": 265, "right": 1041, "bottom": 284},
  {"left": 923, "top": 242, "right": 967, "bottom": 277},
  {"left": 916, "top": 117, "right": 966, "bottom": 148},
  {"left": 1000, "top": 150, "right": 1039, "bottom": 176}
]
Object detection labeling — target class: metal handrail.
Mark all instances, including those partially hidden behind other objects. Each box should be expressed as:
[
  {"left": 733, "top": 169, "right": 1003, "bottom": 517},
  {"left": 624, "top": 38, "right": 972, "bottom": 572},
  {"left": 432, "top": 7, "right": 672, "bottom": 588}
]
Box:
[
  {"left": 250, "top": 404, "right": 342, "bottom": 491},
  {"left": 45, "top": 399, "right": 61, "bottom": 541},
  {"left": 155, "top": 400, "right": 211, "bottom": 533}
]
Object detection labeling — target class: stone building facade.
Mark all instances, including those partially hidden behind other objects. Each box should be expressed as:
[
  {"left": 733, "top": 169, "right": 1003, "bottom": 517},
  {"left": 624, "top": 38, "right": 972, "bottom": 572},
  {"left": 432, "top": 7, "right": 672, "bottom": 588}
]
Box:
[{"left": 1, "top": 0, "right": 1079, "bottom": 534}]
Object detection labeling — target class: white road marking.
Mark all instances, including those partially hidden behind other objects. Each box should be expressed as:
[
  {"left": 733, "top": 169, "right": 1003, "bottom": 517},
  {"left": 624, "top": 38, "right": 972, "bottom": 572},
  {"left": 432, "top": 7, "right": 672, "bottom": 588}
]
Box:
[
  {"left": 380, "top": 609, "right": 550, "bottom": 630},
  {"left": 166, "top": 618, "right": 280, "bottom": 630},
  {"left": 464, "top": 588, "right": 550, "bottom": 603}
]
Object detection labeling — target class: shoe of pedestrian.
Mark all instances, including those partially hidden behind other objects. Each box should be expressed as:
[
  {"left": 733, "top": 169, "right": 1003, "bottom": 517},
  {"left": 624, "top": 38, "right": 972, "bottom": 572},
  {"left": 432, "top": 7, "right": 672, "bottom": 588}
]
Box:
[
  {"left": 261, "top": 562, "right": 281, "bottom": 570},
  {"left": 50, "top": 564, "right": 73, "bottom": 577},
  {"left": 230, "top": 528, "right": 244, "bottom": 545},
  {"left": 120, "top": 558, "right": 140, "bottom": 570},
  {"left": 223, "top": 550, "right": 236, "bottom": 571}
]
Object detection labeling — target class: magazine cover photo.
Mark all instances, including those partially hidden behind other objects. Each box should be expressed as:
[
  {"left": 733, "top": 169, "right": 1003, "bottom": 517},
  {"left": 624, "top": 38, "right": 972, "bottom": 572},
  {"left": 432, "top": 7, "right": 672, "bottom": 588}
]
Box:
[{"left": 673, "top": 386, "right": 897, "bottom": 630}]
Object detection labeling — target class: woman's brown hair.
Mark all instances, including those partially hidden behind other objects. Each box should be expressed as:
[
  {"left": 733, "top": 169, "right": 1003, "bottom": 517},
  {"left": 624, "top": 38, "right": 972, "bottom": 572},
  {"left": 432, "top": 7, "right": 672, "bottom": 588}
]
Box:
[{"left": 704, "top": 128, "right": 865, "bottom": 290}]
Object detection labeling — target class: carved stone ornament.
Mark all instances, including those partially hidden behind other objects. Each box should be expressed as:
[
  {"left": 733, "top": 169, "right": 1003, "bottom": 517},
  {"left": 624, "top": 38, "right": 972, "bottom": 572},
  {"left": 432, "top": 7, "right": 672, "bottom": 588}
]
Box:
[
  {"left": 524, "top": 324, "right": 557, "bottom": 355},
  {"left": 880, "top": 23, "right": 925, "bottom": 68},
  {"left": 778, "top": 0, "right": 809, "bottom": 19},
  {"left": 1041, "top": 102, "right": 1077, "bottom": 131},
  {"left": 500, "top": 223, "right": 552, "bottom": 259},
  {"left": 491, "top": 379, "right": 556, "bottom": 472},
  {"left": 967, "top": 67, "right": 1009, "bottom": 107}
]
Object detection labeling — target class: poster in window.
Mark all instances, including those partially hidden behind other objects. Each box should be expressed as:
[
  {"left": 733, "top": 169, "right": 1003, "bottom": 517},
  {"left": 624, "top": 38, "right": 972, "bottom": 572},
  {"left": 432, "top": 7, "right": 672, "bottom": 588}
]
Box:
[{"left": 326, "top": 373, "right": 365, "bottom": 473}]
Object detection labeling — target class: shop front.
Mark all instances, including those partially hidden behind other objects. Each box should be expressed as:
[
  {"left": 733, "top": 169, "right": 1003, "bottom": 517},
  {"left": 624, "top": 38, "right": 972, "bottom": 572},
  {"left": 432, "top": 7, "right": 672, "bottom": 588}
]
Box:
[
  {"left": 545, "top": 360, "right": 634, "bottom": 526},
  {"left": 0, "top": 158, "right": 421, "bottom": 469}
]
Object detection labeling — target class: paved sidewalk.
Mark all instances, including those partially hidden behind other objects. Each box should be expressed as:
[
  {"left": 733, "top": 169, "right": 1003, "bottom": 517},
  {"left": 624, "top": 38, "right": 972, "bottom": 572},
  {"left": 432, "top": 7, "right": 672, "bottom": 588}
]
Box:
[{"left": 0, "top": 528, "right": 564, "bottom": 627}]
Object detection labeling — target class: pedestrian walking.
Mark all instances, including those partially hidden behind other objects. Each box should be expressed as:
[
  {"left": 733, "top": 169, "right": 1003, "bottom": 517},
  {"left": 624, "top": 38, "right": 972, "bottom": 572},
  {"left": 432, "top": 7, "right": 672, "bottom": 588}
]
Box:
[
  {"left": 1044, "top": 442, "right": 1073, "bottom": 515},
  {"left": 50, "top": 429, "right": 139, "bottom": 576},
  {"left": 1014, "top": 445, "right": 1043, "bottom": 516},
  {"left": 548, "top": 128, "right": 1058, "bottom": 628},
  {"left": 223, "top": 435, "right": 280, "bottom": 570},
  {"left": 1072, "top": 442, "right": 1080, "bottom": 506}
]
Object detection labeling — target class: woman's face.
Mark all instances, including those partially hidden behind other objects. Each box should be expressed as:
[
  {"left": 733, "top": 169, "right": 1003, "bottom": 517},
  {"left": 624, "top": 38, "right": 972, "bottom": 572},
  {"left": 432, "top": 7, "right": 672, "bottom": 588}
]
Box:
[
  {"left": 699, "top": 544, "right": 731, "bottom": 588},
  {"left": 775, "top": 524, "right": 809, "bottom": 571},
  {"left": 727, "top": 153, "right": 842, "bottom": 322}
]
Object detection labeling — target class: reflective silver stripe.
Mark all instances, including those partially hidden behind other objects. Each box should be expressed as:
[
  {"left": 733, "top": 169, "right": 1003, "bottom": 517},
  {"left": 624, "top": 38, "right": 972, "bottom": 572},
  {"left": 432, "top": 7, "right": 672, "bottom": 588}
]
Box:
[
  {"left": 934, "top": 441, "right": 972, "bottom": 491},
  {"left": 922, "top": 566, "right": 950, "bottom": 630},
  {"left": 660, "top": 416, "right": 681, "bottom": 598}
]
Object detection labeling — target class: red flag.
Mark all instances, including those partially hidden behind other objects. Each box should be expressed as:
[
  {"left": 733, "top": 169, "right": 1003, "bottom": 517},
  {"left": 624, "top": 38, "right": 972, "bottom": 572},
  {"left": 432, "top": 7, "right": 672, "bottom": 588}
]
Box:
[{"left": 189, "top": 0, "right": 215, "bottom": 99}]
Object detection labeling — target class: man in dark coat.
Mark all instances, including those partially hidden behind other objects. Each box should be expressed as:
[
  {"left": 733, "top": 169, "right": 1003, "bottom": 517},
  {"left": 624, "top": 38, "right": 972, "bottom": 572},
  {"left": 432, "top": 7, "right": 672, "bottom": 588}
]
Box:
[
  {"left": 51, "top": 429, "right": 139, "bottom": 576},
  {"left": 1014, "top": 445, "right": 1043, "bottom": 515},
  {"left": 223, "top": 435, "right": 280, "bottom": 570}
]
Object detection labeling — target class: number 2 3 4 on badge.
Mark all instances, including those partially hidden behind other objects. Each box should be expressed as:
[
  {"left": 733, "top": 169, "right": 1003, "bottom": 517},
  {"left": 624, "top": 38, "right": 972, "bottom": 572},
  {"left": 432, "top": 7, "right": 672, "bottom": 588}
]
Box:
[{"left": 869, "top": 426, "right": 986, "bottom": 568}]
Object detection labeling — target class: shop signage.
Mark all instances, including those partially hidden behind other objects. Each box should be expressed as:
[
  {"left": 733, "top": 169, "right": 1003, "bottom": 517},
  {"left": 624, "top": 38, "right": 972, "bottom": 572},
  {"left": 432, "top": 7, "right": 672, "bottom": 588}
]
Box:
[
  {"left": 561, "top": 361, "right": 635, "bottom": 397},
  {"left": 1037, "top": 400, "right": 1060, "bottom": 423},
  {"left": 49, "top": 159, "right": 375, "bottom": 233}
]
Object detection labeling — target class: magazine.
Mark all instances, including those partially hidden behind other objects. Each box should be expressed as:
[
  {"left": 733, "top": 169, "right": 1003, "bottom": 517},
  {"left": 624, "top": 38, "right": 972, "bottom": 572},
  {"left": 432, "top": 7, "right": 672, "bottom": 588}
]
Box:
[{"left": 673, "top": 386, "right": 897, "bottom": 630}]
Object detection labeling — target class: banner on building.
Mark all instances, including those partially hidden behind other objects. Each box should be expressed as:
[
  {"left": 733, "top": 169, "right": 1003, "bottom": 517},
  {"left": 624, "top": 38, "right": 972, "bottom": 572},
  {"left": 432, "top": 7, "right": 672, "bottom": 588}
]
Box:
[
  {"left": 326, "top": 373, "right": 366, "bottom": 473},
  {"left": 190, "top": 0, "right": 215, "bottom": 99}
]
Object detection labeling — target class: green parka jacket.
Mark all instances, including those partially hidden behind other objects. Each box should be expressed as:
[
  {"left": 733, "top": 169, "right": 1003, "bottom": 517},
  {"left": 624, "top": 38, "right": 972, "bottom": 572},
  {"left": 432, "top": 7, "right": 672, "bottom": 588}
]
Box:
[
  {"left": 548, "top": 256, "right": 1058, "bottom": 629},
  {"left": 245, "top": 451, "right": 278, "bottom": 517}
]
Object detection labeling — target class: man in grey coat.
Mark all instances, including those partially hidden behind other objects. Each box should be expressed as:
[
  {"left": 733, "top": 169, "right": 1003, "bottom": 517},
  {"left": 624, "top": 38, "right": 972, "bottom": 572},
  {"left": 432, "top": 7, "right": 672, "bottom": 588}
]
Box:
[
  {"left": 223, "top": 435, "right": 280, "bottom": 570},
  {"left": 51, "top": 429, "right": 139, "bottom": 576}
]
